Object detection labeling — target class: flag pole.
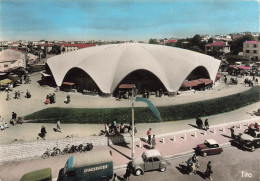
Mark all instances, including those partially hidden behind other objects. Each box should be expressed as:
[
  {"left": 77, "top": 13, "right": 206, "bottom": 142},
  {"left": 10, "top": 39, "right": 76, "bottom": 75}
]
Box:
[{"left": 131, "top": 87, "right": 135, "bottom": 161}]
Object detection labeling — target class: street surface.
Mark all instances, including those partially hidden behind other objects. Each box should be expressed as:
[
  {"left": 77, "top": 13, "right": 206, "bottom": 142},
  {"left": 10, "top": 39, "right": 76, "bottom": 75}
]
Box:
[{"left": 115, "top": 147, "right": 260, "bottom": 181}]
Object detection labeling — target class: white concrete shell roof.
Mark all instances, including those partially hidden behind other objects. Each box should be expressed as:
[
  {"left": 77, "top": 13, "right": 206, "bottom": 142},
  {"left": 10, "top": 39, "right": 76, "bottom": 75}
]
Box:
[{"left": 46, "top": 43, "right": 220, "bottom": 94}]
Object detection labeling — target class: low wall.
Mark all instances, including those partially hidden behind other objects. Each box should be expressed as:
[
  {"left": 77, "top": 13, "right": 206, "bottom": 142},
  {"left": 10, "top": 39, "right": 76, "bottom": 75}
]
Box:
[{"left": 0, "top": 135, "right": 131, "bottom": 164}]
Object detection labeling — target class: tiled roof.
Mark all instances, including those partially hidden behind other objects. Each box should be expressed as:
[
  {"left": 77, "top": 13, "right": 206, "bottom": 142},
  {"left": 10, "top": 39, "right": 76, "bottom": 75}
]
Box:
[
  {"left": 205, "top": 41, "right": 229, "bottom": 47},
  {"left": 244, "top": 41, "right": 260, "bottom": 44},
  {"left": 167, "top": 39, "right": 177, "bottom": 43}
]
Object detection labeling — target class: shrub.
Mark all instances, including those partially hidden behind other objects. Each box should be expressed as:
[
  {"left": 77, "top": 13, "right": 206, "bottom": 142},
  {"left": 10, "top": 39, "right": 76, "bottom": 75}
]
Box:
[{"left": 25, "top": 87, "right": 260, "bottom": 123}]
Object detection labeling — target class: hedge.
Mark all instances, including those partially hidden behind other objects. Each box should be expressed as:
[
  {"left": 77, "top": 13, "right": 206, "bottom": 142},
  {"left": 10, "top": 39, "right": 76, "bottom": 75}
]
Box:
[{"left": 25, "top": 86, "right": 260, "bottom": 124}]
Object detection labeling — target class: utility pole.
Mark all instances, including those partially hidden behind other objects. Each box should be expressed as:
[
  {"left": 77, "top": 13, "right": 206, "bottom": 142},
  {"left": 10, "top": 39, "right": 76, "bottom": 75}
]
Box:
[{"left": 131, "top": 86, "right": 135, "bottom": 161}]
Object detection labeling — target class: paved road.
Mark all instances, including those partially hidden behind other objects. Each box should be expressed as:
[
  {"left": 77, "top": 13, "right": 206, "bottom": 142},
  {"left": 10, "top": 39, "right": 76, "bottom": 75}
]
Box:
[{"left": 115, "top": 146, "right": 260, "bottom": 181}]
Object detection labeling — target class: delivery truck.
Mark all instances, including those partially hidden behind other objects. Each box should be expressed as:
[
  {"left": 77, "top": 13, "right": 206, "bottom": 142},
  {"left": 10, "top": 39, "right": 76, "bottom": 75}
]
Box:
[{"left": 57, "top": 150, "right": 113, "bottom": 181}]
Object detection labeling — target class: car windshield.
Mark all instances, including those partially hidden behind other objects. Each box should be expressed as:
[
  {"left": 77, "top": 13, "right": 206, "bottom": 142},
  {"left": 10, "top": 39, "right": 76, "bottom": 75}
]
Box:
[
  {"left": 245, "top": 129, "right": 257, "bottom": 138},
  {"left": 142, "top": 153, "right": 147, "bottom": 161},
  {"left": 204, "top": 140, "right": 211, "bottom": 148}
]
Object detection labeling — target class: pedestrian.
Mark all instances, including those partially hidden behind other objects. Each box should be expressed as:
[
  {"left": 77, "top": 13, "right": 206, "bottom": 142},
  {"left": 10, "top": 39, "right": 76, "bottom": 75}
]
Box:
[
  {"left": 65, "top": 94, "right": 70, "bottom": 104},
  {"left": 151, "top": 135, "right": 156, "bottom": 149},
  {"left": 113, "top": 173, "right": 118, "bottom": 181},
  {"left": 204, "top": 119, "right": 209, "bottom": 131},
  {"left": 256, "top": 78, "right": 258, "bottom": 84},
  {"left": 204, "top": 161, "right": 213, "bottom": 180},
  {"left": 113, "top": 120, "right": 117, "bottom": 134},
  {"left": 147, "top": 128, "right": 152, "bottom": 144},
  {"left": 224, "top": 77, "right": 227, "bottom": 84},
  {"left": 17, "top": 91, "right": 20, "bottom": 99},
  {"left": 26, "top": 90, "right": 31, "bottom": 98},
  {"left": 123, "top": 162, "right": 132, "bottom": 180},
  {"left": 20, "top": 77, "right": 23, "bottom": 84},
  {"left": 14, "top": 91, "right": 18, "bottom": 99},
  {"left": 10, "top": 112, "right": 17, "bottom": 125},
  {"left": 229, "top": 126, "right": 235, "bottom": 139},
  {"left": 104, "top": 123, "right": 109, "bottom": 134},
  {"left": 6, "top": 91, "right": 11, "bottom": 101},
  {"left": 120, "top": 122, "right": 125, "bottom": 133},
  {"left": 53, "top": 93, "right": 56, "bottom": 103},
  {"left": 57, "top": 120, "right": 61, "bottom": 131},
  {"left": 41, "top": 125, "right": 47, "bottom": 139}
]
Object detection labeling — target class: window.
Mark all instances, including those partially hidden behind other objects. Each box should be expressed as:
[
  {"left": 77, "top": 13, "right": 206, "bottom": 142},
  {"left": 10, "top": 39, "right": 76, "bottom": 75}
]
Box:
[
  {"left": 246, "top": 50, "right": 249, "bottom": 53},
  {"left": 246, "top": 44, "right": 249, "bottom": 48},
  {"left": 4, "top": 64, "right": 8, "bottom": 68},
  {"left": 254, "top": 44, "right": 257, "bottom": 48},
  {"left": 254, "top": 50, "right": 257, "bottom": 54},
  {"left": 147, "top": 158, "right": 153, "bottom": 162},
  {"left": 153, "top": 157, "right": 160, "bottom": 162}
]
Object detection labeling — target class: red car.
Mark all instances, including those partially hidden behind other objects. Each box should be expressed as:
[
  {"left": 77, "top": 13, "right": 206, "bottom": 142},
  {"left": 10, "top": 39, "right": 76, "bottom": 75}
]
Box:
[{"left": 196, "top": 139, "right": 223, "bottom": 157}]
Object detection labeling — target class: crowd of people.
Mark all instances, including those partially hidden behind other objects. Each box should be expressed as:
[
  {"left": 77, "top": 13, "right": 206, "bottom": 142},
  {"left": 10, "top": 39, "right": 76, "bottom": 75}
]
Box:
[{"left": 45, "top": 93, "right": 56, "bottom": 104}]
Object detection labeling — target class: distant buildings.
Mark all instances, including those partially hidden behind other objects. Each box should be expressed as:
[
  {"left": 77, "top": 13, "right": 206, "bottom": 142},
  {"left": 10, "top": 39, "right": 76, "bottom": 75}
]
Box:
[
  {"left": 0, "top": 49, "right": 37, "bottom": 72},
  {"left": 243, "top": 41, "right": 260, "bottom": 61},
  {"left": 205, "top": 41, "right": 230, "bottom": 59},
  {"left": 40, "top": 43, "right": 96, "bottom": 54}
]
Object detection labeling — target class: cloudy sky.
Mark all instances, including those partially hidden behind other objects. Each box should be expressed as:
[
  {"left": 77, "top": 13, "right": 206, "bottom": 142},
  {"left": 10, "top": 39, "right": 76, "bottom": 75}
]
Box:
[{"left": 0, "top": 0, "right": 259, "bottom": 41}]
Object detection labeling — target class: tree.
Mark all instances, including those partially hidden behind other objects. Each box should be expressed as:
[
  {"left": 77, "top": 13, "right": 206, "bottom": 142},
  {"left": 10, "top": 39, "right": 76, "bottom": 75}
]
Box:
[
  {"left": 208, "top": 37, "right": 214, "bottom": 43},
  {"left": 191, "top": 34, "right": 202, "bottom": 46},
  {"left": 149, "top": 39, "right": 158, "bottom": 44},
  {"left": 230, "top": 34, "right": 255, "bottom": 55}
]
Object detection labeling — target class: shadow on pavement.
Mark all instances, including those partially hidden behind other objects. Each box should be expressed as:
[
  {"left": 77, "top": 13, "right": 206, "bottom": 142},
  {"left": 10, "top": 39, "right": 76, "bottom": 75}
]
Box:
[
  {"left": 196, "top": 170, "right": 206, "bottom": 179},
  {"left": 188, "top": 124, "right": 200, "bottom": 130},
  {"left": 221, "top": 134, "right": 232, "bottom": 139},
  {"left": 140, "top": 137, "right": 147, "bottom": 143},
  {"left": 108, "top": 144, "right": 131, "bottom": 160}
]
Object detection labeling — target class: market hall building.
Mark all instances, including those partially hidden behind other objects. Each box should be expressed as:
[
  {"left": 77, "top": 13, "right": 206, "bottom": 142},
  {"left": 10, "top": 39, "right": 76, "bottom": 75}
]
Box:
[{"left": 45, "top": 43, "right": 221, "bottom": 96}]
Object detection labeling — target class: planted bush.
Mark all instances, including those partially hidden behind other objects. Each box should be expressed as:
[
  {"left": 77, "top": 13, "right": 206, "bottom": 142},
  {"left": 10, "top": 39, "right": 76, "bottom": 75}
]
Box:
[{"left": 25, "top": 86, "right": 260, "bottom": 123}]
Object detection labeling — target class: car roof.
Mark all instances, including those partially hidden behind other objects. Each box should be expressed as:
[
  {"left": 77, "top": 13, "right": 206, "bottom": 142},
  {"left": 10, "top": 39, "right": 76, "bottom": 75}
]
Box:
[
  {"left": 205, "top": 139, "right": 218, "bottom": 145},
  {"left": 145, "top": 149, "right": 162, "bottom": 157}
]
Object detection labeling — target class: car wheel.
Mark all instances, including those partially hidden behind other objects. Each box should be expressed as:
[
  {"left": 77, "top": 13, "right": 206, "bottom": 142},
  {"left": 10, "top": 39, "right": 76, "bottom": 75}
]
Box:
[
  {"left": 160, "top": 167, "right": 166, "bottom": 172},
  {"left": 250, "top": 146, "right": 255, "bottom": 152},
  {"left": 135, "top": 169, "right": 142, "bottom": 176},
  {"left": 203, "top": 152, "right": 207, "bottom": 157}
]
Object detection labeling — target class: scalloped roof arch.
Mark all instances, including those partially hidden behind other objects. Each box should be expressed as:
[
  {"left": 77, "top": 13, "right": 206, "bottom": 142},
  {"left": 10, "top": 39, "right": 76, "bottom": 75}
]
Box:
[{"left": 46, "top": 43, "right": 221, "bottom": 94}]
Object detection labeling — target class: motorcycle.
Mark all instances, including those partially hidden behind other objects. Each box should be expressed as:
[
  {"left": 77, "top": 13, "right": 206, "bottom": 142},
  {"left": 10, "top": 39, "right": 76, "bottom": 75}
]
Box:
[
  {"left": 61, "top": 144, "right": 70, "bottom": 155},
  {"left": 83, "top": 143, "right": 94, "bottom": 152},
  {"left": 42, "top": 147, "right": 61, "bottom": 159}
]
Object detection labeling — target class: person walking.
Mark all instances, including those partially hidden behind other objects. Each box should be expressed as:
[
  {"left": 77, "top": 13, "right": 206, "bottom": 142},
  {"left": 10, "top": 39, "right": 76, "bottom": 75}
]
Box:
[
  {"left": 6, "top": 91, "right": 11, "bottom": 101},
  {"left": 53, "top": 93, "right": 56, "bottom": 103},
  {"left": 41, "top": 125, "right": 47, "bottom": 140},
  {"left": 204, "top": 161, "right": 213, "bottom": 180},
  {"left": 229, "top": 126, "right": 235, "bottom": 139},
  {"left": 123, "top": 162, "right": 132, "bottom": 180},
  {"left": 147, "top": 128, "right": 152, "bottom": 144},
  {"left": 151, "top": 135, "right": 156, "bottom": 149},
  {"left": 57, "top": 120, "right": 62, "bottom": 132},
  {"left": 204, "top": 119, "right": 209, "bottom": 131},
  {"left": 10, "top": 112, "right": 17, "bottom": 125}
]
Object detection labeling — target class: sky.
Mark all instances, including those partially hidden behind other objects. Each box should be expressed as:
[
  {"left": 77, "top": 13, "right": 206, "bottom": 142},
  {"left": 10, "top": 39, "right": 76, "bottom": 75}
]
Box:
[{"left": 0, "top": 0, "right": 259, "bottom": 41}]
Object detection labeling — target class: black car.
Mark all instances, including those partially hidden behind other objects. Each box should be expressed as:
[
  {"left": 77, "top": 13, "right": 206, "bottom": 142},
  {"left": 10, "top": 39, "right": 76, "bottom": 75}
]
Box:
[{"left": 234, "top": 128, "right": 260, "bottom": 151}]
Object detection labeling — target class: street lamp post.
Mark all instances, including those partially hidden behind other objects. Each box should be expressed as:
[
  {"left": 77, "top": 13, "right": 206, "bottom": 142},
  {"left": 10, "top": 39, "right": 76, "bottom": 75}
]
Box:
[{"left": 131, "top": 87, "right": 135, "bottom": 161}]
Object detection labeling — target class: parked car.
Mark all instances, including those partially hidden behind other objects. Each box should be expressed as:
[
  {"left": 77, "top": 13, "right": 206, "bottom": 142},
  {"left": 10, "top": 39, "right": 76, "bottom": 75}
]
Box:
[
  {"left": 234, "top": 128, "right": 260, "bottom": 151},
  {"left": 196, "top": 139, "right": 223, "bottom": 157},
  {"left": 130, "top": 149, "right": 168, "bottom": 176}
]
